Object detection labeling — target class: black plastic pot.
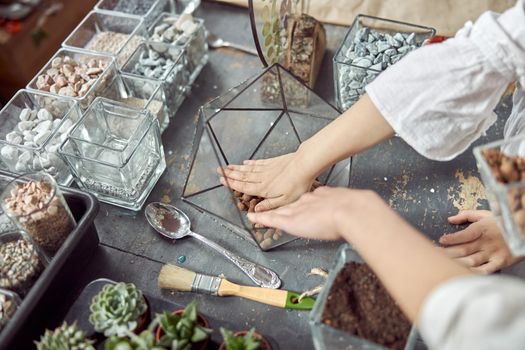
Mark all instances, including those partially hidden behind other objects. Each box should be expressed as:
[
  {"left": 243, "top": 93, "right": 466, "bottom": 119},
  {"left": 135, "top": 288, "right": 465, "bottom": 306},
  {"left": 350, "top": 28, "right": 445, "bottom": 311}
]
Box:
[{"left": 0, "top": 172, "right": 100, "bottom": 350}]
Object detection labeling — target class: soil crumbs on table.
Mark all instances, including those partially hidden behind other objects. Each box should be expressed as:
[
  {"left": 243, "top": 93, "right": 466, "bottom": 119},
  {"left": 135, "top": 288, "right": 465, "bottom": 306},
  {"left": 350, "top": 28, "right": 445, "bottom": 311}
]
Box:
[{"left": 322, "top": 262, "right": 411, "bottom": 350}]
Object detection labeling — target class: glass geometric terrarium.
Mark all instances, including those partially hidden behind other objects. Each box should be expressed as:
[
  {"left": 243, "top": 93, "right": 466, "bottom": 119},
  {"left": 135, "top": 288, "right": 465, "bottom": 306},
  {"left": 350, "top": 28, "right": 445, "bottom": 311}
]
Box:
[{"left": 182, "top": 64, "right": 351, "bottom": 251}]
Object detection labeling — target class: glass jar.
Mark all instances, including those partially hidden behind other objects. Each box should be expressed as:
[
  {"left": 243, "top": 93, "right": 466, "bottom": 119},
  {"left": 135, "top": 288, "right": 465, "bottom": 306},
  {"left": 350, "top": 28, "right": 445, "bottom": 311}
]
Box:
[
  {"left": 0, "top": 173, "right": 76, "bottom": 257},
  {"left": 334, "top": 15, "right": 435, "bottom": 111},
  {"left": 100, "top": 73, "right": 169, "bottom": 133},
  {"left": 121, "top": 41, "right": 189, "bottom": 115},
  {"left": 95, "top": 0, "right": 169, "bottom": 28},
  {"left": 309, "top": 244, "right": 418, "bottom": 350},
  {"left": 0, "top": 288, "right": 21, "bottom": 332},
  {"left": 26, "top": 48, "right": 117, "bottom": 111},
  {"left": 62, "top": 11, "right": 148, "bottom": 68},
  {"left": 0, "top": 89, "right": 81, "bottom": 186},
  {"left": 148, "top": 12, "right": 208, "bottom": 84},
  {"left": 59, "top": 98, "right": 166, "bottom": 211},
  {"left": 0, "top": 231, "right": 45, "bottom": 296}
]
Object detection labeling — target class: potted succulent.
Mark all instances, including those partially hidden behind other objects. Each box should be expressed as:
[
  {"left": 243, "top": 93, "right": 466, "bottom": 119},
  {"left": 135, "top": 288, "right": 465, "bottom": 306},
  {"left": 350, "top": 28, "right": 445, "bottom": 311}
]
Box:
[
  {"left": 104, "top": 327, "right": 166, "bottom": 350},
  {"left": 219, "top": 328, "right": 272, "bottom": 350},
  {"left": 89, "top": 282, "right": 149, "bottom": 337},
  {"left": 35, "top": 321, "right": 95, "bottom": 350},
  {"left": 155, "top": 300, "right": 212, "bottom": 350}
]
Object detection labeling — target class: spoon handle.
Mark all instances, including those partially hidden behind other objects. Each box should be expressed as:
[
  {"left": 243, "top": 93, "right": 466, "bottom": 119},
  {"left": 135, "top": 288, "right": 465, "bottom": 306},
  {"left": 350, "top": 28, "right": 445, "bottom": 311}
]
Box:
[{"left": 189, "top": 231, "right": 281, "bottom": 289}]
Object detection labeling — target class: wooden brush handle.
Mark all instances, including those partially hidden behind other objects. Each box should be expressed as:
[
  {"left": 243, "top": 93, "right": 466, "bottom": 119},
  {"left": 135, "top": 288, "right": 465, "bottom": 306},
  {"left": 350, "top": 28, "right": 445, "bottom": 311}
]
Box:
[{"left": 218, "top": 279, "right": 287, "bottom": 308}]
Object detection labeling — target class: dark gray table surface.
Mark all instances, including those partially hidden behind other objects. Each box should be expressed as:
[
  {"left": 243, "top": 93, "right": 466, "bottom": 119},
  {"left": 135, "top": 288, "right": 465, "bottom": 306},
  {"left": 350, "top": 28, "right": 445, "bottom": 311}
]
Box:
[{"left": 68, "top": 2, "right": 520, "bottom": 349}]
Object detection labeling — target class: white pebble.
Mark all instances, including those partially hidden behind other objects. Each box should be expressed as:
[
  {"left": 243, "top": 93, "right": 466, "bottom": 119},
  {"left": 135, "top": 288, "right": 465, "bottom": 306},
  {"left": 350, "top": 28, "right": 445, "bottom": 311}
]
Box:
[
  {"left": 0, "top": 145, "right": 18, "bottom": 160},
  {"left": 57, "top": 119, "right": 73, "bottom": 134},
  {"left": 15, "top": 161, "right": 27, "bottom": 172},
  {"left": 34, "top": 120, "right": 53, "bottom": 133},
  {"left": 19, "top": 108, "right": 33, "bottom": 121},
  {"left": 181, "top": 21, "right": 198, "bottom": 35},
  {"left": 6, "top": 132, "right": 22, "bottom": 144},
  {"left": 34, "top": 131, "right": 51, "bottom": 146},
  {"left": 37, "top": 109, "right": 52, "bottom": 121},
  {"left": 19, "top": 150, "right": 32, "bottom": 164},
  {"left": 18, "top": 121, "right": 34, "bottom": 131}
]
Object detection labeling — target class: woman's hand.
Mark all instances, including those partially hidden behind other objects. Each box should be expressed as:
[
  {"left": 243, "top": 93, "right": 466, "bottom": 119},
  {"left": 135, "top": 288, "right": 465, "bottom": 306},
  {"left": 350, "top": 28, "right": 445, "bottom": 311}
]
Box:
[
  {"left": 440, "top": 210, "right": 525, "bottom": 273},
  {"left": 246, "top": 186, "right": 385, "bottom": 241},
  {"left": 217, "top": 151, "right": 318, "bottom": 212}
]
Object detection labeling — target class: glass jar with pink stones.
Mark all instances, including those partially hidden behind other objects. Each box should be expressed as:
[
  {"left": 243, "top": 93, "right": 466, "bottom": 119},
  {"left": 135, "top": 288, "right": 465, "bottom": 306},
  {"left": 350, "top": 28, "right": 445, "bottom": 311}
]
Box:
[{"left": 0, "top": 173, "right": 76, "bottom": 257}]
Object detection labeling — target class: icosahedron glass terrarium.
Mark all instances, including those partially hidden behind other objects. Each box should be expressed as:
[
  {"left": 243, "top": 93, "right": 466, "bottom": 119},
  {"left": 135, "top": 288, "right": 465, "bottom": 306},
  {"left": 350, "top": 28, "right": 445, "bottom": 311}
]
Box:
[{"left": 182, "top": 64, "right": 351, "bottom": 251}]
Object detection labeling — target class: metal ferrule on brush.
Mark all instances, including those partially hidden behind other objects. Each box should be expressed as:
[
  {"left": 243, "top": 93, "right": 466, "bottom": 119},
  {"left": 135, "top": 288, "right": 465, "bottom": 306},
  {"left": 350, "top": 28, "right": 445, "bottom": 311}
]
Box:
[{"left": 192, "top": 273, "right": 221, "bottom": 295}]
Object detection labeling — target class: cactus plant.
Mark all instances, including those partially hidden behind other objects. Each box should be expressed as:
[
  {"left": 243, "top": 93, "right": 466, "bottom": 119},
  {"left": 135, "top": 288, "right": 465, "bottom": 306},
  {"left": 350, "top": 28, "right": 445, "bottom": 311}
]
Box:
[
  {"left": 156, "top": 300, "right": 212, "bottom": 350},
  {"left": 220, "top": 328, "right": 261, "bottom": 350},
  {"left": 35, "top": 321, "right": 95, "bottom": 350},
  {"left": 89, "top": 282, "right": 148, "bottom": 337}
]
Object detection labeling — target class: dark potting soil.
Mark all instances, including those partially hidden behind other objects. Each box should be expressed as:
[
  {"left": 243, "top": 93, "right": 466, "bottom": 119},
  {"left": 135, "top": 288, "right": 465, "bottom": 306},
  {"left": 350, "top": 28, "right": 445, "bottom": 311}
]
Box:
[{"left": 321, "top": 262, "right": 411, "bottom": 350}]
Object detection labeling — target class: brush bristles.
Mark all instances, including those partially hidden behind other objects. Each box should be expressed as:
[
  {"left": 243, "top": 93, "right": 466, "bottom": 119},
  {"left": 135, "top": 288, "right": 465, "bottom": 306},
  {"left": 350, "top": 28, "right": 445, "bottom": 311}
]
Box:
[{"left": 158, "top": 264, "right": 196, "bottom": 292}]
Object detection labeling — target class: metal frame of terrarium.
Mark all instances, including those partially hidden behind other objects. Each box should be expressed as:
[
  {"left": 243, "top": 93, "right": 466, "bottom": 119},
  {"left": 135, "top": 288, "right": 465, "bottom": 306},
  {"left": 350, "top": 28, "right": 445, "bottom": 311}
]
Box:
[{"left": 181, "top": 63, "right": 351, "bottom": 250}]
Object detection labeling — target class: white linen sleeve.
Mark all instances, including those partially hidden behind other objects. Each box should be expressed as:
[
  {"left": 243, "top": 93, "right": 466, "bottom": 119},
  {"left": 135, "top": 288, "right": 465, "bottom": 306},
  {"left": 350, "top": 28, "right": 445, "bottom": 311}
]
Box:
[
  {"left": 366, "top": 0, "right": 525, "bottom": 161},
  {"left": 419, "top": 275, "right": 525, "bottom": 350}
]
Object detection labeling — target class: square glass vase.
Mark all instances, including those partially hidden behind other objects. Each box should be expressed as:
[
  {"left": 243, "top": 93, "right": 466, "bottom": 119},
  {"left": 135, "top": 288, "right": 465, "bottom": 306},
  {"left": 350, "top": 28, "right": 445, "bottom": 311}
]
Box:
[
  {"left": 62, "top": 11, "right": 148, "bottom": 68},
  {"left": 474, "top": 135, "right": 525, "bottom": 256},
  {"left": 148, "top": 12, "right": 208, "bottom": 85},
  {"left": 0, "top": 90, "right": 81, "bottom": 186},
  {"left": 309, "top": 244, "right": 418, "bottom": 350},
  {"left": 59, "top": 98, "right": 166, "bottom": 211},
  {"left": 94, "top": 0, "right": 169, "bottom": 28},
  {"left": 334, "top": 14, "right": 435, "bottom": 111},
  {"left": 182, "top": 64, "right": 351, "bottom": 251},
  {"left": 27, "top": 48, "right": 117, "bottom": 111},
  {"left": 100, "top": 73, "right": 169, "bottom": 133},
  {"left": 121, "top": 41, "right": 189, "bottom": 116}
]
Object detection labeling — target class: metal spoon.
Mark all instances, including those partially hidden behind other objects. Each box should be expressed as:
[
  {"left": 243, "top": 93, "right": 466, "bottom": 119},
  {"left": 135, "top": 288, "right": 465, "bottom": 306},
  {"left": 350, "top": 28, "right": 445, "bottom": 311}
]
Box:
[
  {"left": 145, "top": 202, "right": 281, "bottom": 289},
  {"left": 207, "top": 32, "right": 258, "bottom": 56}
]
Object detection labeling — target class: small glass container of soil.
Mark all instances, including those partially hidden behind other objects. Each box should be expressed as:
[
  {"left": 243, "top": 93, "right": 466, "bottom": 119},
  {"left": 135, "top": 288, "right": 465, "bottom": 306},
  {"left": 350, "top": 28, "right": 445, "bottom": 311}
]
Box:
[
  {"left": 121, "top": 41, "right": 189, "bottom": 115},
  {"left": 334, "top": 15, "right": 435, "bottom": 111},
  {"left": 474, "top": 135, "right": 525, "bottom": 256},
  {"left": 95, "top": 0, "right": 169, "bottom": 28},
  {"left": 62, "top": 11, "right": 148, "bottom": 68},
  {"left": 100, "top": 73, "right": 169, "bottom": 133},
  {"left": 309, "top": 244, "right": 417, "bottom": 350},
  {"left": 59, "top": 98, "right": 166, "bottom": 211},
  {"left": 0, "top": 173, "right": 76, "bottom": 257},
  {"left": 0, "top": 288, "right": 21, "bottom": 332},
  {"left": 182, "top": 64, "right": 351, "bottom": 251},
  {"left": 0, "top": 231, "right": 45, "bottom": 297},
  {"left": 27, "top": 48, "right": 117, "bottom": 111},
  {"left": 148, "top": 12, "right": 208, "bottom": 85},
  {"left": 0, "top": 89, "right": 82, "bottom": 186}
]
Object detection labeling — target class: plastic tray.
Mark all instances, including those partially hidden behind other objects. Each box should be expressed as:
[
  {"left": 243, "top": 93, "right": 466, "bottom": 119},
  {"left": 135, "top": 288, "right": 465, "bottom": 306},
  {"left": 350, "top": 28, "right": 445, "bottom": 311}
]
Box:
[{"left": 0, "top": 172, "right": 100, "bottom": 350}]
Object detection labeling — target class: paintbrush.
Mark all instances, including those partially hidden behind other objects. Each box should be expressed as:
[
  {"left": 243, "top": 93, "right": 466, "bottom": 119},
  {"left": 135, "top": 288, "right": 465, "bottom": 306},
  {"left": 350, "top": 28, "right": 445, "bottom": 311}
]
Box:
[{"left": 158, "top": 264, "right": 315, "bottom": 310}]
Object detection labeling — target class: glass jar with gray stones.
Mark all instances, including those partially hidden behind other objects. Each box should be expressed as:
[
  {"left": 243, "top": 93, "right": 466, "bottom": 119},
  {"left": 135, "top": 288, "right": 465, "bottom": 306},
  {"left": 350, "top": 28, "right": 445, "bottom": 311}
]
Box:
[{"left": 334, "top": 15, "right": 435, "bottom": 111}]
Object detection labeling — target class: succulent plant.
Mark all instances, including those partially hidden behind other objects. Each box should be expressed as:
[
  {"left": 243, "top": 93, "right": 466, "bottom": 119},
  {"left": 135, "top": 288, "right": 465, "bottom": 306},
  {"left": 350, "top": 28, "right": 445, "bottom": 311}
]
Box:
[
  {"left": 105, "top": 329, "right": 165, "bottom": 350},
  {"left": 220, "top": 328, "right": 261, "bottom": 350},
  {"left": 89, "top": 282, "right": 148, "bottom": 337},
  {"left": 35, "top": 321, "right": 95, "bottom": 350},
  {"left": 156, "top": 300, "right": 212, "bottom": 350}
]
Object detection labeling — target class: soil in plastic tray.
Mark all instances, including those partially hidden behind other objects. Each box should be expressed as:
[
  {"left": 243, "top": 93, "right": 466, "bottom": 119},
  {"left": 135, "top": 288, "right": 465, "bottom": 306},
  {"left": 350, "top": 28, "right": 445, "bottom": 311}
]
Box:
[{"left": 321, "top": 262, "right": 411, "bottom": 350}]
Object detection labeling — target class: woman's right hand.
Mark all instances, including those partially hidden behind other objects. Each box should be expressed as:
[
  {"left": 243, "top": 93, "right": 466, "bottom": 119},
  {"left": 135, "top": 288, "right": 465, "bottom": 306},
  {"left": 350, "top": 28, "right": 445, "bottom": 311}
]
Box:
[{"left": 217, "top": 150, "right": 318, "bottom": 212}]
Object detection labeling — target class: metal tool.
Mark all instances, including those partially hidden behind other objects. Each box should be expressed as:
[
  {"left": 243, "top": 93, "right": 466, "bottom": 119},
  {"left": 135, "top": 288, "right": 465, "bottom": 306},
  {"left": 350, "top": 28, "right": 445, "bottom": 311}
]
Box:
[
  {"left": 145, "top": 202, "right": 281, "bottom": 289},
  {"left": 207, "top": 32, "right": 258, "bottom": 56}
]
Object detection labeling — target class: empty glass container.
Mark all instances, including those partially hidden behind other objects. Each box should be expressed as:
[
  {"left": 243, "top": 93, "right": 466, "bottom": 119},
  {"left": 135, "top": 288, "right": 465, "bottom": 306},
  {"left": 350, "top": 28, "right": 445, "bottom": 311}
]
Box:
[{"left": 59, "top": 98, "right": 166, "bottom": 211}]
